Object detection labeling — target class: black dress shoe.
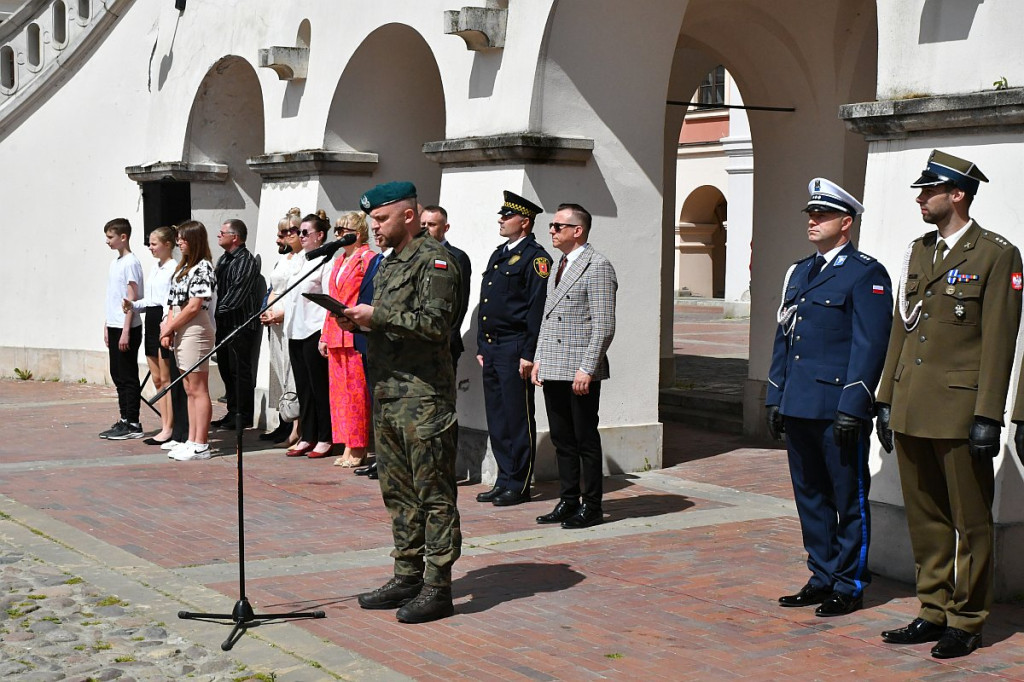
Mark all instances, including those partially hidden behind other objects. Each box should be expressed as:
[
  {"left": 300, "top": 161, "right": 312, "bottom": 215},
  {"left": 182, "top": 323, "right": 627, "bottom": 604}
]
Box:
[
  {"left": 476, "top": 485, "right": 505, "bottom": 503},
  {"left": 778, "top": 584, "right": 831, "bottom": 607},
  {"left": 931, "top": 627, "right": 981, "bottom": 659},
  {"left": 536, "top": 500, "right": 580, "bottom": 524},
  {"left": 367, "top": 466, "right": 379, "bottom": 480},
  {"left": 815, "top": 591, "right": 862, "bottom": 617},
  {"left": 210, "top": 414, "right": 233, "bottom": 428},
  {"left": 259, "top": 422, "right": 292, "bottom": 442},
  {"left": 881, "top": 618, "right": 946, "bottom": 644},
  {"left": 492, "top": 488, "right": 530, "bottom": 507},
  {"left": 354, "top": 462, "right": 377, "bottom": 476},
  {"left": 561, "top": 504, "right": 603, "bottom": 529}
]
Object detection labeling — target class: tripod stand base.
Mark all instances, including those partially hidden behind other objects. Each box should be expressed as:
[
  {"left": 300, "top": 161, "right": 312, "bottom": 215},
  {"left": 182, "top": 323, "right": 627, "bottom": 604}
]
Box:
[{"left": 179, "top": 597, "right": 326, "bottom": 651}]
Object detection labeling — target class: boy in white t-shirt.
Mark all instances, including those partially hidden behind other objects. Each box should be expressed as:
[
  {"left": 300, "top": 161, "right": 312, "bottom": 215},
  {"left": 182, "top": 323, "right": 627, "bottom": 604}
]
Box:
[{"left": 99, "top": 218, "right": 146, "bottom": 440}]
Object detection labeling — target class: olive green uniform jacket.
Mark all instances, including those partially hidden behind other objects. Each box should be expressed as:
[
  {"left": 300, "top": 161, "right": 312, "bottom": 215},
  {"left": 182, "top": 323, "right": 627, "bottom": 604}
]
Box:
[{"left": 878, "top": 222, "right": 1022, "bottom": 438}]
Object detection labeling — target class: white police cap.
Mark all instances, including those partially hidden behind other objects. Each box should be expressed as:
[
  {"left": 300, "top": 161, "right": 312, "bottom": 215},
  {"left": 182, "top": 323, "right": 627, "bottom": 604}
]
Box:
[{"left": 802, "top": 177, "right": 864, "bottom": 217}]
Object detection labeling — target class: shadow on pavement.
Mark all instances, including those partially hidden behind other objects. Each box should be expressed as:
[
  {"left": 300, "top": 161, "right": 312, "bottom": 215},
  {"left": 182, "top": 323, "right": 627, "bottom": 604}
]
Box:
[{"left": 454, "top": 562, "right": 585, "bottom": 614}]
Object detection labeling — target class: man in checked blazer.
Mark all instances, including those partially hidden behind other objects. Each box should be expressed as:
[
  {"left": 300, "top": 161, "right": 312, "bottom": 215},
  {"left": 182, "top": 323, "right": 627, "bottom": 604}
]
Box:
[{"left": 530, "top": 203, "right": 617, "bottom": 529}]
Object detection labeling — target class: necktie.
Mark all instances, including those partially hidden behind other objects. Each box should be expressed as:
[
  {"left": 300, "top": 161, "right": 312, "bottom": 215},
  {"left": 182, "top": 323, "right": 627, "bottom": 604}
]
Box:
[
  {"left": 934, "top": 239, "right": 948, "bottom": 264},
  {"left": 555, "top": 256, "right": 567, "bottom": 285},
  {"left": 808, "top": 254, "right": 826, "bottom": 282}
]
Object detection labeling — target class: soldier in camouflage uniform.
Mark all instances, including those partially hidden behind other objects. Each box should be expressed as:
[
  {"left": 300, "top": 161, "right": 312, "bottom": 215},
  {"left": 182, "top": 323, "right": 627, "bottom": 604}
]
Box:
[{"left": 338, "top": 181, "right": 463, "bottom": 624}]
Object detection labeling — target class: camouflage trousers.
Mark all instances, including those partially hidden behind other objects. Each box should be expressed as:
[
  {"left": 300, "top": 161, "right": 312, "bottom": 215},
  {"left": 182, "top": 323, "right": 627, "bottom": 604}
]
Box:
[{"left": 374, "top": 395, "right": 462, "bottom": 587}]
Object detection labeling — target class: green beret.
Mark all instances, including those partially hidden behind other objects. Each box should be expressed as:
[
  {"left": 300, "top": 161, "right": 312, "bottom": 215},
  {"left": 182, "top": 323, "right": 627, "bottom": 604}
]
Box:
[{"left": 360, "top": 181, "right": 417, "bottom": 213}]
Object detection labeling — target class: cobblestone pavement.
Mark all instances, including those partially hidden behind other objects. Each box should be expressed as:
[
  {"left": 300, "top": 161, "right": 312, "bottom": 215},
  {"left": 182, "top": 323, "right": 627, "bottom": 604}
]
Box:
[{"left": 0, "top": 536, "right": 248, "bottom": 681}]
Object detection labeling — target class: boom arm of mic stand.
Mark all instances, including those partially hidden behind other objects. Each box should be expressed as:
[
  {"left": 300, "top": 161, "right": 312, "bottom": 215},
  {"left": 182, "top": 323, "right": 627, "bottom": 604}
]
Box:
[{"left": 146, "top": 253, "right": 336, "bottom": 406}]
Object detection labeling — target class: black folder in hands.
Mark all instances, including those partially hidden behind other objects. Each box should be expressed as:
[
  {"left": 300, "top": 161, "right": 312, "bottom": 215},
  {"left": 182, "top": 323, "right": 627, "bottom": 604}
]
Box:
[{"left": 302, "top": 293, "right": 351, "bottom": 319}]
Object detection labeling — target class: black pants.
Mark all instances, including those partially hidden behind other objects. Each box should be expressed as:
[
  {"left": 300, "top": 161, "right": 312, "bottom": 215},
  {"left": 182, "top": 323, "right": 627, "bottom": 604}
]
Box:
[
  {"left": 163, "top": 347, "right": 190, "bottom": 442},
  {"left": 216, "top": 326, "right": 257, "bottom": 424},
  {"left": 289, "top": 332, "right": 332, "bottom": 443},
  {"left": 107, "top": 325, "right": 142, "bottom": 423},
  {"left": 543, "top": 380, "right": 603, "bottom": 507}
]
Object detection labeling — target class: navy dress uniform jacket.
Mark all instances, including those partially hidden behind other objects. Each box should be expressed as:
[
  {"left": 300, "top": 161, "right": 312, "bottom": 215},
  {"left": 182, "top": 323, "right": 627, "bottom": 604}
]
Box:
[
  {"left": 477, "top": 233, "right": 551, "bottom": 360},
  {"left": 767, "top": 243, "right": 893, "bottom": 421}
]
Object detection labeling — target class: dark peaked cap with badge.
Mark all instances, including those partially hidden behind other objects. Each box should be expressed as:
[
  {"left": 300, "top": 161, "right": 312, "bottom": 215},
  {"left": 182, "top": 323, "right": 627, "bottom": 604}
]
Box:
[
  {"left": 360, "top": 181, "right": 417, "bottom": 213},
  {"left": 802, "top": 177, "right": 864, "bottom": 217},
  {"left": 910, "top": 149, "right": 989, "bottom": 196},
  {"left": 498, "top": 190, "right": 543, "bottom": 219}
]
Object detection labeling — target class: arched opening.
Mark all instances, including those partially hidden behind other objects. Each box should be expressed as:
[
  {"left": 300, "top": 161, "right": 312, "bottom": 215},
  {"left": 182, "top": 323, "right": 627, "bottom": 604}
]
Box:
[
  {"left": 322, "top": 23, "right": 445, "bottom": 213},
  {"left": 52, "top": 1, "right": 67, "bottom": 47},
  {"left": 183, "top": 56, "right": 265, "bottom": 248},
  {"left": 0, "top": 46, "right": 15, "bottom": 92},
  {"left": 26, "top": 23, "right": 41, "bottom": 70},
  {"left": 676, "top": 184, "right": 727, "bottom": 298}
]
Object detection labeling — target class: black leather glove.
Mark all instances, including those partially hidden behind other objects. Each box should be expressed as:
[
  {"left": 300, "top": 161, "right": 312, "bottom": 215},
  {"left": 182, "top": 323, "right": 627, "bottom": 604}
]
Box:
[
  {"left": 1014, "top": 421, "right": 1024, "bottom": 466},
  {"left": 969, "top": 416, "right": 1001, "bottom": 458},
  {"left": 765, "top": 405, "right": 784, "bottom": 441},
  {"left": 833, "top": 412, "right": 861, "bottom": 451},
  {"left": 874, "top": 402, "right": 893, "bottom": 454}
]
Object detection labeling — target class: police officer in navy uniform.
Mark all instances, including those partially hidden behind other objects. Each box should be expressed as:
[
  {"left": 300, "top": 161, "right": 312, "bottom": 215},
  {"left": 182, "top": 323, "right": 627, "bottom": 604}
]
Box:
[
  {"left": 475, "top": 191, "right": 552, "bottom": 506},
  {"left": 766, "top": 178, "right": 893, "bottom": 617}
]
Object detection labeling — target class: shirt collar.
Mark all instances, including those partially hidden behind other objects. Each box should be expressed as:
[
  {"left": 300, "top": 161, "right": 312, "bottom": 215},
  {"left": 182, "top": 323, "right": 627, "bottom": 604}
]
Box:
[{"left": 940, "top": 220, "right": 973, "bottom": 252}]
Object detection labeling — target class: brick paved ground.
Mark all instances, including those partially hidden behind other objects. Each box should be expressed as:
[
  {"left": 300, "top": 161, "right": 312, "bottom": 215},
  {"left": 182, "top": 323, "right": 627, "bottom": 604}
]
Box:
[{"left": 4, "top": 376, "right": 1024, "bottom": 680}]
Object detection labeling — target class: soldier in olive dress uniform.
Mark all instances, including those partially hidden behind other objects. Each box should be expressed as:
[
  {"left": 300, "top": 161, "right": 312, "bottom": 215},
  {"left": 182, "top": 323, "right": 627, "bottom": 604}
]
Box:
[{"left": 876, "top": 150, "right": 1023, "bottom": 659}]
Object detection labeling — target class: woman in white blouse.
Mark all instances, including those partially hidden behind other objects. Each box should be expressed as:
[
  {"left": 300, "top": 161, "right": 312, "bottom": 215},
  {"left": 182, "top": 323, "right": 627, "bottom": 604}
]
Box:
[
  {"left": 160, "top": 221, "right": 217, "bottom": 461},
  {"left": 259, "top": 214, "right": 304, "bottom": 446},
  {"left": 282, "top": 213, "right": 333, "bottom": 458},
  {"left": 124, "top": 226, "right": 178, "bottom": 444}
]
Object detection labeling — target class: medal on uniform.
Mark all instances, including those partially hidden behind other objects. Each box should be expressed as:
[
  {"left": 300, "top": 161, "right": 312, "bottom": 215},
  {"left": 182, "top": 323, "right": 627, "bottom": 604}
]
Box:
[
  {"left": 946, "top": 269, "right": 959, "bottom": 284},
  {"left": 945, "top": 285, "right": 956, "bottom": 295},
  {"left": 509, "top": 254, "right": 521, "bottom": 265},
  {"left": 954, "top": 302, "right": 966, "bottom": 320}
]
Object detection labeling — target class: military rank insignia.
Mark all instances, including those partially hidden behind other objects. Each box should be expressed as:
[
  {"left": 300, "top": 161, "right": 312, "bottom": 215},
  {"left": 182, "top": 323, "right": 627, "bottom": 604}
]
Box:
[
  {"left": 509, "top": 255, "right": 521, "bottom": 265},
  {"left": 1013, "top": 272, "right": 1023, "bottom": 290},
  {"left": 534, "top": 257, "right": 550, "bottom": 278},
  {"left": 433, "top": 259, "right": 448, "bottom": 270}
]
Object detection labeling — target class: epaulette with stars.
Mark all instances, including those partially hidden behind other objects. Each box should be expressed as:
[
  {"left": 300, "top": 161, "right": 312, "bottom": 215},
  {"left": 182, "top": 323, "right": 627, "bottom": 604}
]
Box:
[{"left": 981, "top": 231, "right": 1013, "bottom": 249}]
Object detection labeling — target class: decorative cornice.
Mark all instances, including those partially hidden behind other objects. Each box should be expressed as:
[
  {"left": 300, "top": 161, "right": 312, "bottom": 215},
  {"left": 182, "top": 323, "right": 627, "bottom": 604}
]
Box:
[
  {"left": 840, "top": 88, "right": 1024, "bottom": 140},
  {"left": 125, "top": 161, "right": 228, "bottom": 183},
  {"left": 246, "top": 150, "right": 378, "bottom": 180},
  {"left": 422, "top": 133, "right": 594, "bottom": 167}
]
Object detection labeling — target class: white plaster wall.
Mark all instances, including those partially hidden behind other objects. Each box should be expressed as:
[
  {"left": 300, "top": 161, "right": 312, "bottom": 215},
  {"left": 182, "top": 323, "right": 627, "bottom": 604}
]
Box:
[
  {"left": 858, "top": 136, "right": 1024, "bottom": 521},
  {"left": 0, "top": 1, "right": 160, "bottom": 353},
  {"left": 877, "top": 0, "right": 1024, "bottom": 99}
]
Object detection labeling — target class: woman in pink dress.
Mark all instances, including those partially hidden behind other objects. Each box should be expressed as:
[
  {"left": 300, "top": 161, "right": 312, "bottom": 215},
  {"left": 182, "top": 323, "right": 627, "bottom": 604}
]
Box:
[{"left": 319, "top": 211, "right": 377, "bottom": 467}]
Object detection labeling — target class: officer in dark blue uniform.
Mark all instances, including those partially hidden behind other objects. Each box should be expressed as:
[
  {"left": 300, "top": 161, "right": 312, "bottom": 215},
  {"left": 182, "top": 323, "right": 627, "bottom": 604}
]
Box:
[
  {"left": 475, "top": 191, "right": 552, "bottom": 506},
  {"left": 766, "top": 178, "right": 893, "bottom": 617}
]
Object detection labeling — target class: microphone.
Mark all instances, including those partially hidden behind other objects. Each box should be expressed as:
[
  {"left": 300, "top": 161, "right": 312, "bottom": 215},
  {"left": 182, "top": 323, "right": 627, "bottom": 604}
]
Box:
[{"left": 306, "top": 233, "right": 356, "bottom": 260}]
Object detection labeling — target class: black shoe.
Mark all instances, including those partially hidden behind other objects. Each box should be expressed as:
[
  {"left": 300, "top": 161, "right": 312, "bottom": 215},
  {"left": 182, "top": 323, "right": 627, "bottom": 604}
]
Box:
[
  {"left": 561, "top": 504, "right": 603, "bottom": 529},
  {"left": 108, "top": 422, "right": 144, "bottom": 440},
  {"left": 778, "top": 584, "right": 831, "bottom": 607},
  {"left": 357, "top": 575, "right": 423, "bottom": 610},
  {"left": 367, "top": 466, "right": 379, "bottom": 480},
  {"left": 259, "top": 422, "right": 292, "bottom": 442},
  {"left": 881, "top": 618, "right": 946, "bottom": 644},
  {"left": 492, "top": 488, "right": 530, "bottom": 507},
  {"left": 210, "top": 414, "right": 233, "bottom": 428},
  {"left": 99, "top": 420, "right": 128, "bottom": 439},
  {"left": 476, "top": 485, "right": 505, "bottom": 503},
  {"left": 354, "top": 462, "right": 377, "bottom": 476},
  {"left": 396, "top": 585, "right": 454, "bottom": 624},
  {"left": 815, "top": 591, "right": 862, "bottom": 617},
  {"left": 536, "top": 500, "right": 580, "bottom": 524},
  {"left": 931, "top": 627, "right": 981, "bottom": 659}
]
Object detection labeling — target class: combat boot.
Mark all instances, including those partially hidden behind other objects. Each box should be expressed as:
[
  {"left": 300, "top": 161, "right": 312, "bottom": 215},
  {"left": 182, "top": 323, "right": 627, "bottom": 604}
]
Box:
[
  {"left": 357, "top": 575, "right": 423, "bottom": 610},
  {"left": 396, "top": 584, "right": 454, "bottom": 623}
]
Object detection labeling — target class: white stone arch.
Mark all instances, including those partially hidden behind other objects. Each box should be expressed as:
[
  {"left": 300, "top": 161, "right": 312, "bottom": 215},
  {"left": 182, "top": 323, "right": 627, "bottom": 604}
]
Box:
[
  {"left": 526, "top": 0, "right": 877, "bottom": 473},
  {"left": 322, "top": 22, "right": 444, "bottom": 211},
  {"left": 183, "top": 54, "right": 265, "bottom": 243}
]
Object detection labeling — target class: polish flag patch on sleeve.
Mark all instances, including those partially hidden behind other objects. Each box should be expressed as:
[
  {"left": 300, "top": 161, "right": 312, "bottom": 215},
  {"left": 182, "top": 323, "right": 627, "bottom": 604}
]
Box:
[
  {"left": 434, "top": 259, "right": 448, "bottom": 270},
  {"left": 872, "top": 284, "right": 885, "bottom": 294},
  {"left": 1013, "top": 272, "right": 1022, "bottom": 290}
]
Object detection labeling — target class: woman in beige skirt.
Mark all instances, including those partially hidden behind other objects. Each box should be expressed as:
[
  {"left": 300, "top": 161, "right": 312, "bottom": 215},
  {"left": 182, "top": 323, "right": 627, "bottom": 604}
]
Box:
[{"left": 160, "top": 221, "right": 217, "bottom": 461}]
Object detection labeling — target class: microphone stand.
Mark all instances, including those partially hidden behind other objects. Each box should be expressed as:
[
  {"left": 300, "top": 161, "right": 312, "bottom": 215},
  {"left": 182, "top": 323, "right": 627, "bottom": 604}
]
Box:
[{"left": 149, "top": 247, "right": 339, "bottom": 651}]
